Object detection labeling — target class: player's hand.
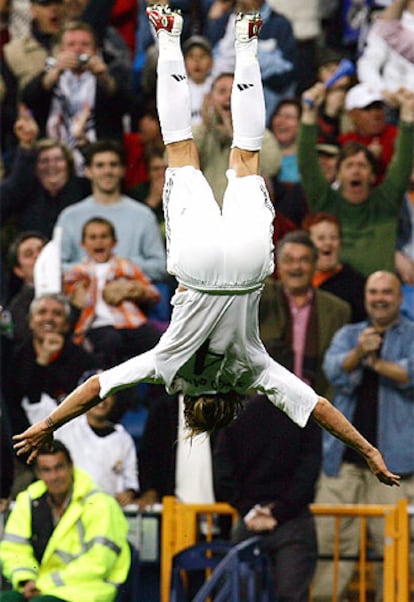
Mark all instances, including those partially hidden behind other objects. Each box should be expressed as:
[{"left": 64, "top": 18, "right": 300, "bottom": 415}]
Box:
[
  {"left": 365, "top": 448, "right": 400, "bottom": 486},
  {"left": 13, "top": 420, "right": 54, "bottom": 464}
]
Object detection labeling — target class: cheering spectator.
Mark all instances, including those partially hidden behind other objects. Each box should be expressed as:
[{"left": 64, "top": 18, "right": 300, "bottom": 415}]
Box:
[
  {"left": 22, "top": 20, "right": 131, "bottom": 174},
  {"left": 303, "top": 213, "right": 367, "bottom": 322},
  {"left": 298, "top": 82, "right": 414, "bottom": 276},
  {"left": 1, "top": 0, "right": 64, "bottom": 157},
  {"left": 63, "top": 217, "right": 161, "bottom": 367},
  {"left": 57, "top": 376, "right": 139, "bottom": 506},
  {"left": 56, "top": 139, "right": 167, "bottom": 280},
  {"left": 193, "top": 72, "right": 281, "bottom": 203},
  {"left": 340, "top": 83, "right": 398, "bottom": 181},
  {"left": 260, "top": 231, "right": 351, "bottom": 398},
  {"left": 7, "top": 231, "right": 47, "bottom": 345},
  {"left": 312, "top": 271, "right": 414, "bottom": 601}
]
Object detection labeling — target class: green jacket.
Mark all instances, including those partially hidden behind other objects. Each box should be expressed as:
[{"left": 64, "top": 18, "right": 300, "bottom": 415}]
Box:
[
  {"left": 297, "top": 122, "right": 414, "bottom": 276},
  {"left": 0, "top": 468, "right": 130, "bottom": 601},
  {"left": 259, "top": 280, "right": 351, "bottom": 398}
]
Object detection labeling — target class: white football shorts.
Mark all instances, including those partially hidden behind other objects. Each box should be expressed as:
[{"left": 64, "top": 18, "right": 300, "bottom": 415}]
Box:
[{"left": 163, "top": 166, "right": 275, "bottom": 293}]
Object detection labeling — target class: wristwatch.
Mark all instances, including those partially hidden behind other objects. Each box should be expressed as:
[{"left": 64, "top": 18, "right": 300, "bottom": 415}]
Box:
[{"left": 44, "top": 56, "right": 57, "bottom": 72}]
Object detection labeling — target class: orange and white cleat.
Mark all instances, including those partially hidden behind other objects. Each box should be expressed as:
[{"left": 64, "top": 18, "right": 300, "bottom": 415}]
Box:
[
  {"left": 146, "top": 4, "right": 183, "bottom": 37},
  {"left": 235, "top": 11, "right": 262, "bottom": 42}
]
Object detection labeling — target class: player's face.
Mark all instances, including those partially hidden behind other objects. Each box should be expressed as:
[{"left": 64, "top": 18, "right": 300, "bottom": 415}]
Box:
[
  {"left": 14, "top": 237, "right": 46, "bottom": 284},
  {"left": 337, "top": 151, "right": 374, "bottom": 205},
  {"left": 85, "top": 151, "right": 125, "bottom": 195},
  {"left": 35, "top": 451, "right": 74, "bottom": 499},
  {"left": 270, "top": 104, "right": 300, "bottom": 148},
  {"left": 365, "top": 272, "right": 402, "bottom": 328},
  {"left": 29, "top": 298, "right": 69, "bottom": 339},
  {"left": 82, "top": 222, "right": 116, "bottom": 263},
  {"left": 308, "top": 221, "right": 341, "bottom": 273},
  {"left": 278, "top": 242, "right": 315, "bottom": 295},
  {"left": 185, "top": 46, "right": 212, "bottom": 84}
]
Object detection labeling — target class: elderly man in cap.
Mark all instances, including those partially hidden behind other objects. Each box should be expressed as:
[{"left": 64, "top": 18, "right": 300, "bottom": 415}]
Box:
[
  {"left": 298, "top": 82, "right": 414, "bottom": 277},
  {"left": 339, "top": 82, "right": 399, "bottom": 181}
]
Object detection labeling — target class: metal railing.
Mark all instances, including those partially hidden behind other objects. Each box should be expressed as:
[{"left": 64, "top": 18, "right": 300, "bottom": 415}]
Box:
[{"left": 160, "top": 497, "right": 410, "bottom": 602}]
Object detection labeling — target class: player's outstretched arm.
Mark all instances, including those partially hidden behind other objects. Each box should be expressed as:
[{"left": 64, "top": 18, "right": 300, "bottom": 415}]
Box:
[
  {"left": 311, "top": 397, "right": 400, "bottom": 487},
  {"left": 13, "top": 375, "right": 101, "bottom": 464}
]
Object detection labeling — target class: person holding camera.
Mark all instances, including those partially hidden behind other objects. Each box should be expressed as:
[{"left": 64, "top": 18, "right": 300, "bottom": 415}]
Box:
[{"left": 21, "top": 19, "right": 131, "bottom": 174}]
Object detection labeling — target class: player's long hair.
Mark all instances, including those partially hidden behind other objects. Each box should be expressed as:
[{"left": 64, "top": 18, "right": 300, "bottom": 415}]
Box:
[{"left": 183, "top": 392, "right": 243, "bottom": 436}]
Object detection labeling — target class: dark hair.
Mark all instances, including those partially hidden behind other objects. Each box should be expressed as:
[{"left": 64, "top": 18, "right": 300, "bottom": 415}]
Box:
[
  {"left": 183, "top": 392, "right": 243, "bottom": 436},
  {"left": 276, "top": 230, "right": 318, "bottom": 262},
  {"left": 270, "top": 97, "right": 302, "bottom": 122},
  {"left": 34, "top": 439, "right": 73, "bottom": 467},
  {"left": 8, "top": 231, "right": 48, "bottom": 269},
  {"left": 211, "top": 72, "right": 234, "bottom": 90},
  {"left": 81, "top": 216, "right": 117, "bottom": 242},
  {"left": 337, "top": 141, "right": 378, "bottom": 175},
  {"left": 83, "top": 139, "right": 126, "bottom": 166},
  {"left": 144, "top": 144, "right": 166, "bottom": 170}
]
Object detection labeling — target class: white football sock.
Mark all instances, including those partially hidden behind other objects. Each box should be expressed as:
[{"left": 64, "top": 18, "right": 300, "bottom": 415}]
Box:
[
  {"left": 157, "top": 31, "right": 193, "bottom": 145},
  {"left": 231, "top": 40, "right": 265, "bottom": 151}
]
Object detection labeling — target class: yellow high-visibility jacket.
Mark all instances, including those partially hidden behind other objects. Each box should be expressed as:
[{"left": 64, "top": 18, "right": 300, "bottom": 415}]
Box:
[{"left": 0, "top": 468, "right": 130, "bottom": 601}]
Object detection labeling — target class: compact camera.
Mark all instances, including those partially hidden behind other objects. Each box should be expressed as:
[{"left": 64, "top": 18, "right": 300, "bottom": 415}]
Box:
[{"left": 78, "top": 53, "right": 90, "bottom": 67}]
